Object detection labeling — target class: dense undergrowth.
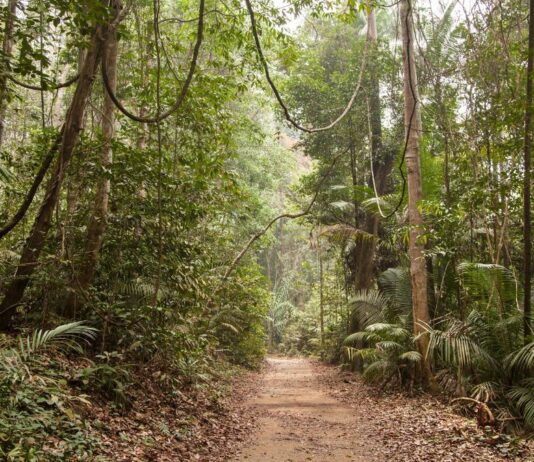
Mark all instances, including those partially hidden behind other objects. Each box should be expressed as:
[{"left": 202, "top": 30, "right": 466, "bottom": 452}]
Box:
[{"left": 0, "top": 321, "right": 262, "bottom": 460}]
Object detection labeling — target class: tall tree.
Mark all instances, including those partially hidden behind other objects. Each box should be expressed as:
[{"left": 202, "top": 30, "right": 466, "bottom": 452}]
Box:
[
  {"left": 65, "top": 14, "right": 119, "bottom": 316},
  {"left": 524, "top": 0, "right": 534, "bottom": 343},
  {"left": 354, "top": 5, "right": 389, "bottom": 290},
  {"left": 0, "top": 2, "right": 120, "bottom": 330},
  {"left": 0, "top": 0, "right": 18, "bottom": 148},
  {"left": 400, "top": 0, "right": 434, "bottom": 387}
]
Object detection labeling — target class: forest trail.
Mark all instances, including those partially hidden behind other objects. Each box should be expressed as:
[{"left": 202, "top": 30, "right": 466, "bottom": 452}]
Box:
[{"left": 233, "top": 357, "right": 383, "bottom": 462}]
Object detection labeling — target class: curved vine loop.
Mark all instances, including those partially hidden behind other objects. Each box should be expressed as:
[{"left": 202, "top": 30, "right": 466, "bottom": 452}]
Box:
[
  {"left": 101, "top": 0, "right": 205, "bottom": 124},
  {"left": 244, "top": 0, "right": 368, "bottom": 134},
  {"left": 8, "top": 74, "right": 80, "bottom": 91}
]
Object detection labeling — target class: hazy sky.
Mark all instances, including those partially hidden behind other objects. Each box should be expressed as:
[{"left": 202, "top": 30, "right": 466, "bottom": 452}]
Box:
[{"left": 272, "top": 0, "right": 476, "bottom": 35}]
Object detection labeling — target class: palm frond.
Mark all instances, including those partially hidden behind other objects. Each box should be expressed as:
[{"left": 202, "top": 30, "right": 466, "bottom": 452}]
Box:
[
  {"left": 343, "top": 331, "right": 380, "bottom": 345},
  {"left": 344, "top": 346, "right": 379, "bottom": 363},
  {"left": 361, "top": 195, "right": 398, "bottom": 217},
  {"left": 376, "top": 340, "right": 404, "bottom": 352},
  {"left": 18, "top": 321, "right": 97, "bottom": 359},
  {"left": 349, "top": 289, "right": 388, "bottom": 328},
  {"left": 320, "top": 224, "right": 375, "bottom": 245},
  {"left": 398, "top": 351, "right": 422, "bottom": 363},
  {"left": 425, "top": 321, "right": 496, "bottom": 369},
  {"left": 378, "top": 267, "right": 412, "bottom": 318},
  {"left": 505, "top": 342, "right": 534, "bottom": 375},
  {"left": 457, "top": 262, "right": 518, "bottom": 309},
  {"left": 363, "top": 359, "right": 394, "bottom": 383},
  {"left": 507, "top": 379, "right": 534, "bottom": 428},
  {"left": 366, "top": 323, "right": 410, "bottom": 340},
  {"left": 471, "top": 381, "right": 499, "bottom": 403}
]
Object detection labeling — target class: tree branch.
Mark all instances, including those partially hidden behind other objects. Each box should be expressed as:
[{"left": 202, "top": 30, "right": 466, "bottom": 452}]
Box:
[
  {"left": 223, "top": 148, "right": 345, "bottom": 280},
  {"left": 0, "top": 128, "right": 63, "bottom": 240}
]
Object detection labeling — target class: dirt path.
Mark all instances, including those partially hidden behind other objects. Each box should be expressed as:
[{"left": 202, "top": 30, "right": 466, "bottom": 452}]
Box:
[{"left": 232, "top": 357, "right": 382, "bottom": 462}]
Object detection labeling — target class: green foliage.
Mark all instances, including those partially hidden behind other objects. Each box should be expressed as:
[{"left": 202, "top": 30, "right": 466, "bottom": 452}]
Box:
[
  {"left": 278, "top": 309, "right": 321, "bottom": 356},
  {"left": 348, "top": 289, "right": 389, "bottom": 329},
  {"left": 344, "top": 320, "right": 421, "bottom": 386},
  {"left": 425, "top": 309, "right": 532, "bottom": 429},
  {"left": 75, "top": 352, "right": 131, "bottom": 407},
  {"left": 17, "top": 322, "right": 97, "bottom": 360},
  {"left": 0, "top": 324, "right": 97, "bottom": 460},
  {"left": 0, "top": 0, "right": 533, "bottom": 450},
  {"left": 507, "top": 379, "right": 534, "bottom": 429}
]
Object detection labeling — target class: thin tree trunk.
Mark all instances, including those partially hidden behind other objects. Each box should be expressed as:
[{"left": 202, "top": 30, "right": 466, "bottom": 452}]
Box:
[
  {"left": 524, "top": 0, "right": 534, "bottom": 343},
  {"left": 400, "top": 0, "right": 435, "bottom": 388},
  {"left": 318, "top": 236, "right": 325, "bottom": 352},
  {"left": 0, "top": 16, "right": 113, "bottom": 330},
  {"left": 0, "top": 0, "right": 18, "bottom": 148},
  {"left": 133, "top": 14, "right": 150, "bottom": 239},
  {"left": 352, "top": 6, "right": 392, "bottom": 291},
  {"left": 65, "top": 22, "right": 118, "bottom": 317},
  {"left": 366, "top": 7, "right": 381, "bottom": 163}
]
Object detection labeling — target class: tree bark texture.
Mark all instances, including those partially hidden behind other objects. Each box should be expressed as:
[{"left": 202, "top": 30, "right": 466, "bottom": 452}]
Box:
[
  {"left": 65, "top": 20, "right": 118, "bottom": 317},
  {"left": 400, "top": 0, "right": 435, "bottom": 387},
  {"left": 0, "top": 8, "right": 117, "bottom": 330},
  {"left": 0, "top": 0, "right": 18, "bottom": 147}
]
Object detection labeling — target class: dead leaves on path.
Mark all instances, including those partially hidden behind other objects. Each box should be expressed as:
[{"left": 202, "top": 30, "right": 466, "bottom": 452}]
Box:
[
  {"left": 314, "top": 362, "right": 533, "bottom": 462},
  {"left": 87, "top": 368, "right": 262, "bottom": 462},
  {"left": 83, "top": 360, "right": 532, "bottom": 461}
]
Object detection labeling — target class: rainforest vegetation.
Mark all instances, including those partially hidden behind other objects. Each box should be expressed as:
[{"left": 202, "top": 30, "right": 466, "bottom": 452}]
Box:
[{"left": 0, "top": 0, "right": 533, "bottom": 460}]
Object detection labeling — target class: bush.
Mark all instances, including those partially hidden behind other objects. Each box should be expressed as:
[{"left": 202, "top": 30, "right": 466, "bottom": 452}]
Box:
[{"left": 0, "top": 323, "right": 97, "bottom": 460}]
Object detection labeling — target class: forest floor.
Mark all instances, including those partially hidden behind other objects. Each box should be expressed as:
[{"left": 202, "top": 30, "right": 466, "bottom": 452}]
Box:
[
  {"left": 89, "top": 356, "right": 533, "bottom": 461},
  {"left": 231, "top": 357, "right": 533, "bottom": 462}
]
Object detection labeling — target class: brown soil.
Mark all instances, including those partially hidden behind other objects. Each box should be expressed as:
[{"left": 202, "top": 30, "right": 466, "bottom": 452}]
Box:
[
  {"left": 231, "top": 357, "right": 533, "bottom": 462},
  {"left": 232, "top": 357, "right": 383, "bottom": 461}
]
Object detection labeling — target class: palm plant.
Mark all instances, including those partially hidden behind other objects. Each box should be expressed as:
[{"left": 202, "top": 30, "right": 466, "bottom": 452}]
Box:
[
  {"left": 267, "top": 274, "right": 296, "bottom": 349},
  {"left": 344, "top": 319, "right": 422, "bottom": 387},
  {"left": 344, "top": 269, "right": 421, "bottom": 388},
  {"left": 1, "top": 321, "right": 97, "bottom": 376},
  {"left": 423, "top": 261, "right": 533, "bottom": 429},
  {"left": 0, "top": 323, "right": 98, "bottom": 458}
]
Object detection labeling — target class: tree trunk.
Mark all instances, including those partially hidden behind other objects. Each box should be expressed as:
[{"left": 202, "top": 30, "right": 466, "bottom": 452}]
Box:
[
  {"left": 0, "top": 15, "right": 113, "bottom": 330},
  {"left": 400, "top": 0, "right": 435, "bottom": 388},
  {"left": 318, "top": 236, "right": 325, "bottom": 353},
  {"left": 524, "top": 0, "right": 534, "bottom": 343},
  {"left": 352, "top": 6, "right": 393, "bottom": 291},
  {"left": 65, "top": 22, "right": 118, "bottom": 317},
  {"left": 0, "top": 0, "right": 18, "bottom": 147}
]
